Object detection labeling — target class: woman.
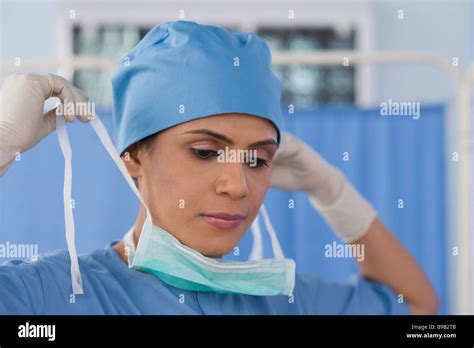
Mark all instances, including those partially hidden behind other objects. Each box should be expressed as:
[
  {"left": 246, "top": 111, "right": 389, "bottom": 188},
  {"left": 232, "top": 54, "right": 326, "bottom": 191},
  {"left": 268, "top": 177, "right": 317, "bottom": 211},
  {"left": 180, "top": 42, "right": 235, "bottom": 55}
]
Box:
[{"left": 0, "top": 20, "right": 439, "bottom": 315}]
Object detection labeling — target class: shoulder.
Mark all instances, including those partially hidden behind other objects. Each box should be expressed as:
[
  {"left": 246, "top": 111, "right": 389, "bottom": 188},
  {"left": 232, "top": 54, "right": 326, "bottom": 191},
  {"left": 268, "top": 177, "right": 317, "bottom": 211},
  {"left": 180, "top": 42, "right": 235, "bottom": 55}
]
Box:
[
  {"left": 0, "top": 250, "right": 66, "bottom": 314},
  {"left": 0, "top": 246, "right": 119, "bottom": 314},
  {"left": 0, "top": 247, "right": 114, "bottom": 279}
]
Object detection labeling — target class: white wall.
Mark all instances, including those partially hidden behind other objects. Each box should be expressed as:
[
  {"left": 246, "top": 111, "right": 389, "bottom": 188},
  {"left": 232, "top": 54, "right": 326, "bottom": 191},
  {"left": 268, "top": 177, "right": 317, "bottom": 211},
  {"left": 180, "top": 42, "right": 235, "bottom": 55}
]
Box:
[
  {"left": 372, "top": 0, "right": 472, "bottom": 102},
  {"left": 0, "top": 0, "right": 58, "bottom": 80}
]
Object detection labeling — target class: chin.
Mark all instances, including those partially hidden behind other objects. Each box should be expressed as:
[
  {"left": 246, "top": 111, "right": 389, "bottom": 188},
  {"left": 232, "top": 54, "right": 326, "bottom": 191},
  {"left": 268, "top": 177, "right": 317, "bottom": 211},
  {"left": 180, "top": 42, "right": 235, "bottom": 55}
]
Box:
[
  {"left": 200, "top": 245, "right": 235, "bottom": 258},
  {"left": 193, "top": 239, "right": 237, "bottom": 258},
  {"left": 182, "top": 219, "right": 250, "bottom": 257},
  {"left": 186, "top": 225, "right": 246, "bottom": 258}
]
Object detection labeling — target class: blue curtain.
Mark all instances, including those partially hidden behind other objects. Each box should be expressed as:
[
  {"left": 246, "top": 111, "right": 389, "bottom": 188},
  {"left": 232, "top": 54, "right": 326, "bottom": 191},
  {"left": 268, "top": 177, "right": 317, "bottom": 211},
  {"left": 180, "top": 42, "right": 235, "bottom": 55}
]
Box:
[{"left": 0, "top": 105, "right": 446, "bottom": 313}]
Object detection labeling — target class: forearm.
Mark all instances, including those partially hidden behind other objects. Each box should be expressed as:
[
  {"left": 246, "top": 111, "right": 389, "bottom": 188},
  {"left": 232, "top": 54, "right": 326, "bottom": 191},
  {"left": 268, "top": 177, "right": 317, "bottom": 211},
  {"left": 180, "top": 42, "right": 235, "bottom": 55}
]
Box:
[{"left": 352, "top": 218, "right": 439, "bottom": 315}]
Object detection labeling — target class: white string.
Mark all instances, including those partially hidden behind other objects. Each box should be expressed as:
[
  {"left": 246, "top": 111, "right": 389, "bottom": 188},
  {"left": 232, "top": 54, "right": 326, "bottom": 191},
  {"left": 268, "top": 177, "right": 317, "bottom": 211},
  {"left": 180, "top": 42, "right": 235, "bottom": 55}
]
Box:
[
  {"left": 56, "top": 112, "right": 150, "bottom": 295},
  {"left": 248, "top": 213, "right": 263, "bottom": 260},
  {"left": 56, "top": 116, "right": 84, "bottom": 295},
  {"left": 122, "top": 226, "right": 135, "bottom": 266},
  {"left": 260, "top": 203, "right": 285, "bottom": 259},
  {"left": 89, "top": 113, "right": 147, "bottom": 208}
]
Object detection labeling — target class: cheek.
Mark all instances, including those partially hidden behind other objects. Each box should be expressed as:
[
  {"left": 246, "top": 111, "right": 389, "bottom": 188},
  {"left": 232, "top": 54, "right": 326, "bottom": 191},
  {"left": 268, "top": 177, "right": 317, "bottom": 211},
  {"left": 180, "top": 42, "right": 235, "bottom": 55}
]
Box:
[
  {"left": 144, "top": 151, "right": 208, "bottom": 222},
  {"left": 140, "top": 156, "right": 174, "bottom": 207},
  {"left": 248, "top": 166, "right": 272, "bottom": 195},
  {"left": 248, "top": 176, "right": 270, "bottom": 215}
]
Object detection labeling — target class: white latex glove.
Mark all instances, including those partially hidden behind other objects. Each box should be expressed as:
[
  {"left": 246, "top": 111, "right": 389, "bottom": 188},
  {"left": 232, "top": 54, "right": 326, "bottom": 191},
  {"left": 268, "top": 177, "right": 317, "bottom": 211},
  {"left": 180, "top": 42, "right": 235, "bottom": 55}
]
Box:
[
  {"left": 270, "top": 131, "right": 377, "bottom": 243},
  {"left": 0, "top": 73, "right": 91, "bottom": 176}
]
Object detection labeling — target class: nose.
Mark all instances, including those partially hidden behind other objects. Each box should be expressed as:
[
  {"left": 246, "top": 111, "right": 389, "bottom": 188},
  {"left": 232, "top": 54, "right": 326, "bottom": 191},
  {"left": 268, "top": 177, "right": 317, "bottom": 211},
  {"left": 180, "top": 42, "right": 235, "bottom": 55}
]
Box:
[{"left": 215, "top": 163, "right": 249, "bottom": 200}]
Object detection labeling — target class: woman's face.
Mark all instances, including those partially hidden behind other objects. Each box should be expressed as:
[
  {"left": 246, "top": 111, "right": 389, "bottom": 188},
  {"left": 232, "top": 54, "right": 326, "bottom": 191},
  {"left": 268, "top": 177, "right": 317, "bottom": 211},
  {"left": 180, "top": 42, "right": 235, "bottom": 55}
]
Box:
[{"left": 125, "top": 113, "right": 278, "bottom": 257}]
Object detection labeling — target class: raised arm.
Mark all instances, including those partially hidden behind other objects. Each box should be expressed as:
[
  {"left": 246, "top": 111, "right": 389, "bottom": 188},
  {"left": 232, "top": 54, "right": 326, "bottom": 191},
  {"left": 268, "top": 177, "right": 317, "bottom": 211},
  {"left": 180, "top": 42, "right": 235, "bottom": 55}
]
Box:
[
  {"left": 270, "top": 131, "right": 439, "bottom": 314},
  {"left": 352, "top": 218, "right": 439, "bottom": 314}
]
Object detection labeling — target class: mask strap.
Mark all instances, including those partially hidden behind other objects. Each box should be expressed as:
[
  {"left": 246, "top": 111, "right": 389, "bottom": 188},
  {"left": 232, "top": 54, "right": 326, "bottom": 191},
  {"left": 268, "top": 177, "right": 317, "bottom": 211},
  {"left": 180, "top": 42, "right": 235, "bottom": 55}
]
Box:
[
  {"left": 88, "top": 114, "right": 146, "bottom": 207},
  {"left": 248, "top": 204, "right": 285, "bottom": 261},
  {"left": 260, "top": 203, "right": 285, "bottom": 259},
  {"left": 248, "top": 214, "right": 263, "bottom": 260},
  {"left": 56, "top": 112, "right": 149, "bottom": 295},
  {"left": 122, "top": 226, "right": 135, "bottom": 266},
  {"left": 56, "top": 115, "right": 84, "bottom": 295},
  {"left": 123, "top": 210, "right": 153, "bottom": 265},
  {"left": 89, "top": 112, "right": 154, "bottom": 265}
]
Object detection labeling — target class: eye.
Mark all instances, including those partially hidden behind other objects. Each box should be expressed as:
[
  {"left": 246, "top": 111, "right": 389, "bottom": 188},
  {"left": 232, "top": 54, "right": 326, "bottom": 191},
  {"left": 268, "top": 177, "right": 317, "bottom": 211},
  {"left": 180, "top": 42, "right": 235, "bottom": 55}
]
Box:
[
  {"left": 189, "top": 148, "right": 268, "bottom": 169},
  {"left": 245, "top": 154, "right": 269, "bottom": 168},
  {"left": 190, "top": 148, "right": 219, "bottom": 160},
  {"left": 255, "top": 158, "right": 269, "bottom": 168}
]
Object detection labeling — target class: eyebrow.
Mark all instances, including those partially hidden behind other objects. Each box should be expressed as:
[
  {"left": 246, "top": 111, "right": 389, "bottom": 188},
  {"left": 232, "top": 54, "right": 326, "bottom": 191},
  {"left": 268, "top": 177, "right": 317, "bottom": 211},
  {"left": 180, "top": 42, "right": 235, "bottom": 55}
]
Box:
[{"left": 183, "top": 129, "right": 278, "bottom": 148}]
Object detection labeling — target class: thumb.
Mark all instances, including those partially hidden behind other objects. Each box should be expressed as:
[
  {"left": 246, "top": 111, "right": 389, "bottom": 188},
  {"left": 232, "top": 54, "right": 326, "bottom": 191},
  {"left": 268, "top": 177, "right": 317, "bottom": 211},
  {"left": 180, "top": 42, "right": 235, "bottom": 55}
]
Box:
[{"left": 37, "top": 108, "right": 58, "bottom": 140}]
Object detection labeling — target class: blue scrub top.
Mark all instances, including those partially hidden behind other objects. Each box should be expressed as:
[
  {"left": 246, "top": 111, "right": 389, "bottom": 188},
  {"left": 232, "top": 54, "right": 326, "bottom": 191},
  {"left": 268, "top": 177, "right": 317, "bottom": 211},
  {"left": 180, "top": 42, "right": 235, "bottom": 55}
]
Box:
[{"left": 0, "top": 243, "right": 410, "bottom": 315}]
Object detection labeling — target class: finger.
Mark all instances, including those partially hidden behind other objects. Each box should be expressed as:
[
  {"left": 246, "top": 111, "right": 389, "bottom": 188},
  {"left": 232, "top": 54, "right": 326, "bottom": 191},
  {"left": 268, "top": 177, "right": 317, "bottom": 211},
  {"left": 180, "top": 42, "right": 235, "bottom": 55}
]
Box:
[
  {"left": 69, "top": 86, "right": 92, "bottom": 123},
  {"left": 38, "top": 108, "right": 58, "bottom": 139},
  {"left": 49, "top": 74, "right": 90, "bottom": 123},
  {"left": 63, "top": 108, "right": 75, "bottom": 123},
  {"left": 49, "top": 74, "right": 90, "bottom": 105},
  {"left": 47, "top": 75, "right": 75, "bottom": 122},
  {"left": 48, "top": 74, "right": 69, "bottom": 100},
  {"left": 51, "top": 74, "right": 93, "bottom": 122}
]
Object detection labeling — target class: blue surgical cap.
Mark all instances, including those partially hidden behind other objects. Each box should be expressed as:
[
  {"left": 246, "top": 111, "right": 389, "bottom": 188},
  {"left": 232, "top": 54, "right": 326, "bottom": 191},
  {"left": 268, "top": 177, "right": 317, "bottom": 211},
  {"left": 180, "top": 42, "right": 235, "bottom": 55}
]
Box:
[{"left": 112, "top": 20, "right": 282, "bottom": 155}]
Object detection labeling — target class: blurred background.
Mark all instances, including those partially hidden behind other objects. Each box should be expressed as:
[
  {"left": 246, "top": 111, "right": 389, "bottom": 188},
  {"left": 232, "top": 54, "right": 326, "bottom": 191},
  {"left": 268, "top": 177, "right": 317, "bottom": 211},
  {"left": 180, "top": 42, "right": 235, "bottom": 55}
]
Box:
[{"left": 0, "top": 0, "right": 473, "bottom": 315}]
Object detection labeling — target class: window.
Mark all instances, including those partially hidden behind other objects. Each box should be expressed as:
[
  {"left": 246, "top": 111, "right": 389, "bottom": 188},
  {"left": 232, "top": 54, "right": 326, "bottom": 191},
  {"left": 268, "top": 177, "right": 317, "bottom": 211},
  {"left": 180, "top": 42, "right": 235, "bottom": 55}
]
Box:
[{"left": 73, "top": 24, "right": 355, "bottom": 108}]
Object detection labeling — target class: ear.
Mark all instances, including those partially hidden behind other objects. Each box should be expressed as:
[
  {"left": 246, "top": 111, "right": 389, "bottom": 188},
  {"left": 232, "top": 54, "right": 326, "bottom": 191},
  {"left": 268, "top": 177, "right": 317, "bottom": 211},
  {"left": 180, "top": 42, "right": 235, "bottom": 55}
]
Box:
[{"left": 122, "top": 144, "right": 143, "bottom": 180}]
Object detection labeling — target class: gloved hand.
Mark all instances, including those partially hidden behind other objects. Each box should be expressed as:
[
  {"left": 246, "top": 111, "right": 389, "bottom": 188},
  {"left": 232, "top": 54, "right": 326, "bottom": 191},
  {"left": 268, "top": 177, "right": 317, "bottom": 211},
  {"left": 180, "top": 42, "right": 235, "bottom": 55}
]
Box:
[
  {"left": 270, "top": 131, "right": 377, "bottom": 243},
  {"left": 0, "top": 73, "right": 91, "bottom": 176}
]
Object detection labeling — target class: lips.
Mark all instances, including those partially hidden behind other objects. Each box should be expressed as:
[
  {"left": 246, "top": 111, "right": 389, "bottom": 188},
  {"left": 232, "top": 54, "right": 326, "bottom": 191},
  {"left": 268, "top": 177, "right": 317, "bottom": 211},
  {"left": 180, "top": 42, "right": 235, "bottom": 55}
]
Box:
[
  {"left": 201, "top": 212, "right": 246, "bottom": 230},
  {"left": 204, "top": 212, "right": 246, "bottom": 220}
]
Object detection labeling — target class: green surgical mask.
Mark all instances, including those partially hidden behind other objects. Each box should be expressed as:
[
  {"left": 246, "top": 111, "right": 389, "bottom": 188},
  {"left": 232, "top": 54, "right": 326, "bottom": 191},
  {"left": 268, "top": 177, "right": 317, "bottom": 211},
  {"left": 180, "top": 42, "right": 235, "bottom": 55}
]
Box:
[{"left": 123, "top": 213, "right": 296, "bottom": 296}]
